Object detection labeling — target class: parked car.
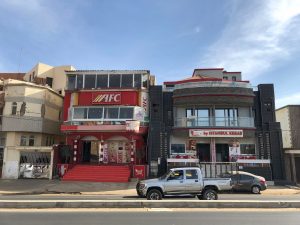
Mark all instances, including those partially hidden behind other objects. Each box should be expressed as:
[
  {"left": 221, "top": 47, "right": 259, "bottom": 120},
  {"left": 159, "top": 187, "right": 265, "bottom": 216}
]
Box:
[
  {"left": 136, "top": 167, "right": 232, "bottom": 200},
  {"left": 220, "top": 171, "right": 267, "bottom": 194}
]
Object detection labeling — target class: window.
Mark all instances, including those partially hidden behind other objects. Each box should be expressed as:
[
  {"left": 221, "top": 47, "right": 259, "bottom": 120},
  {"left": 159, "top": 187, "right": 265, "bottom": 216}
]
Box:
[
  {"left": 97, "top": 75, "right": 108, "bottom": 88},
  {"left": 168, "top": 170, "right": 184, "bottom": 180},
  {"left": 29, "top": 135, "right": 35, "bottom": 146},
  {"left": 171, "top": 144, "right": 185, "bottom": 154},
  {"left": 67, "top": 75, "right": 76, "bottom": 90},
  {"left": 240, "top": 144, "right": 256, "bottom": 155},
  {"left": 11, "top": 102, "right": 17, "bottom": 115},
  {"left": 104, "top": 108, "right": 119, "bottom": 119},
  {"left": 142, "top": 74, "right": 148, "bottom": 88},
  {"left": 46, "top": 77, "right": 53, "bottom": 88},
  {"left": 109, "top": 74, "right": 121, "bottom": 88},
  {"left": 223, "top": 76, "right": 228, "bottom": 80},
  {"left": 215, "top": 108, "right": 238, "bottom": 126},
  {"left": 73, "top": 108, "right": 87, "bottom": 119},
  {"left": 264, "top": 102, "right": 272, "bottom": 112},
  {"left": 186, "top": 170, "right": 198, "bottom": 179},
  {"left": 20, "top": 136, "right": 27, "bottom": 146},
  {"left": 134, "top": 74, "right": 142, "bottom": 88},
  {"left": 232, "top": 76, "right": 237, "bottom": 81},
  {"left": 119, "top": 108, "right": 134, "bottom": 119},
  {"left": 84, "top": 75, "right": 96, "bottom": 89},
  {"left": 121, "top": 74, "right": 133, "bottom": 88},
  {"left": 77, "top": 75, "right": 83, "bottom": 89},
  {"left": 88, "top": 108, "right": 103, "bottom": 119}
]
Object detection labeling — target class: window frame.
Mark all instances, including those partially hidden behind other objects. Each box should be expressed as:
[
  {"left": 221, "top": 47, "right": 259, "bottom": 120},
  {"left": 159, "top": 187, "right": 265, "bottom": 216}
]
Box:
[
  {"left": 11, "top": 102, "right": 17, "bottom": 115},
  {"left": 170, "top": 143, "right": 186, "bottom": 154}
]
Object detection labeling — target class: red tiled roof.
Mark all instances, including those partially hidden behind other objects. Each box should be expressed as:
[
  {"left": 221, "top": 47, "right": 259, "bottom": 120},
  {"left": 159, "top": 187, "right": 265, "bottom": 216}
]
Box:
[{"left": 0, "top": 73, "right": 25, "bottom": 81}]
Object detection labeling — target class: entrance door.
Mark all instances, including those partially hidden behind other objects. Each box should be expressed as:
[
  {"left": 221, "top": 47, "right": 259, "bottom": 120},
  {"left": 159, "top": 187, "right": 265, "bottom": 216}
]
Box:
[
  {"left": 0, "top": 147, "right": 3, "bottom": 178},
  {"left": 197, "top": 144, "right": 210, "bottom": 162},
  {"left": 82, "top": 141, "right": 91, "bottom": 163},
  {"left": 216, "top": 144, "right": 229, "bottom": 162},
  {"left": 295, "top": 157, "right": 300, "bottom": 184}
]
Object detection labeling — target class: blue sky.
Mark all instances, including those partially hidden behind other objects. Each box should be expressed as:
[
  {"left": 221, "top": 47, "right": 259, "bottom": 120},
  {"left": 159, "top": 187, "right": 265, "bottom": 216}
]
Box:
[{"left": 0, "top": 0, "right": 300, "bottom": 108}]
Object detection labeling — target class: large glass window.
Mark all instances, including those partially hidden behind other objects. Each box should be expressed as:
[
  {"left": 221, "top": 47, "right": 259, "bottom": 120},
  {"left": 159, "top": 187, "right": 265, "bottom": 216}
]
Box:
[
  {"left": 97, "top": 75, "right": 108, "bottom": 88},
  {"left": 240, "top": 144, "right": 255, "bottom": 155},
  {"left": 73, "top": 108, "right": 87, "bottom": 119},
  {"left": 215, "top": 108, "right": 238, "bottom": 126},
  {"left": 29, "top": 135, "right": 35, "bottom": 146},
  {"left": 142, "top": 74, "right": 148, "bottom": 88},
  {"left": 88, "top": 108, "right": 103, "bottom": 119},
  {"left": 67, "top": 75, "right": 76, "bottom": 90},
  {"left": 121, "top": 74, "right": 133, "bottom": 88},
  {"left": 104, "top": 108, "right": 119, "bottom": 119},
  {"left": 119, "top": 108, "right": 134, "bottom": 119},
  {"left": 134, "top": 74, "right": 142, "bottom": 88},
  {"left": 20, "top": 136, "right": 27, "bottom": 146},
  {"left": 109, "top": 74, "right": 121, "bottom": 88},
  {"left": 77, "top": 75, "right": 83, "bottom": 89},
  {"left": 84, "top": 75, "right": 96, "bottom": 89},
  {"left": 171, "top": 144, "right": 185, "bottom": 154}
]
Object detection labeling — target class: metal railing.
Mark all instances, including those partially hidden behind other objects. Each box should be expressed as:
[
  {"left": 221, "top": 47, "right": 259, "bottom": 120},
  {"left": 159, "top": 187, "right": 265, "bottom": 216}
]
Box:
[
  {"left": 174, "top": 116, "right": 255, "bottom": 128},
  {"left": 64, "top": 120, "right": 149, "bottom": 127}
]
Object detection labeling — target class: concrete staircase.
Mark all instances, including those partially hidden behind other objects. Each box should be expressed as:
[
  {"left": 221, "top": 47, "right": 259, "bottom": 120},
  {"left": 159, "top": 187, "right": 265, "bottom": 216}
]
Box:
[{"left": 62, "top": 165, "right": 131, "bottom": 182}]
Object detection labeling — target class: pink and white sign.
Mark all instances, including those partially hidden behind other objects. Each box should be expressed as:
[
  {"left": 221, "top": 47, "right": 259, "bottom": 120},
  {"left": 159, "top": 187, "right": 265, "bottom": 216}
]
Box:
[{"left": 189, "top": 129, "right": 243, "bottom": 138}]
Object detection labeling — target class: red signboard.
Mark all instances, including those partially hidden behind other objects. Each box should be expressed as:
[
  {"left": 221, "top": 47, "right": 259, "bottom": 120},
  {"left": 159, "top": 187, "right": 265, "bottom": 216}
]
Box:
[
  {"left": 92, "top": 92, "right": 121, "bottom": 105},
  {"left": 133, "top": 165, "right": 147, "bottom": 179}
]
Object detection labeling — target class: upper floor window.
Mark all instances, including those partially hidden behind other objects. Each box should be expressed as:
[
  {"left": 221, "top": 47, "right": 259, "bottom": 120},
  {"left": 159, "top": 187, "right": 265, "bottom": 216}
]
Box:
[
  {"left": 20, "top": 135, "right": 27, "bottom": 146},
  {"left": 85, "top": 75, "right": 96, "bottom": 89},
  {"left": 77, "top": 75, "right": 83, "bottom": 89},
  {"left": 11, "top": 102, "right": 17, "bottom": 115},
  {"left": 97, "top": 75, "right": 108, "bottom": 88},
  {"left": 109, "top": 74, "right": 121, "bottom": 88},
  {"left": 223, "top": 76, "right": 228, "bottom": 80},
  {"left": 46, "top": 77, "right": 53, "bottom": 88},
  {"left": 171, "top": 144, "right": 185, "bottom": 154},
  {"left": 121, "top": 74, "right": 133, "bottom": 88},
  {"left": 232, "top": 76, "right": 237, "bottom": 81},
  {"left": 134, "top": 74, "right": 142, "bottom": 88},
  {"left": 73, "top": 108, "right": 88, "bottom": 119},
  {"left": 67, "top": 75, "right": 76, "bottom": 90},
  {"left": 29, "top": 135, "right": 35, "bottom": 146}
]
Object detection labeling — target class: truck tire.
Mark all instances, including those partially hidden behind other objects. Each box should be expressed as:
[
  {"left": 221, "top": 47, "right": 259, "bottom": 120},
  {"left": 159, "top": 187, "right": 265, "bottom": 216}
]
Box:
[
  {"left": 202, "top": 189, "right": 218, "bottom": 200},
  {"left": 196, "top": 195, "right": 203, "bottom": 200},
  {"left": 147, "top": 189, "right": 163, "bottom": 200}
]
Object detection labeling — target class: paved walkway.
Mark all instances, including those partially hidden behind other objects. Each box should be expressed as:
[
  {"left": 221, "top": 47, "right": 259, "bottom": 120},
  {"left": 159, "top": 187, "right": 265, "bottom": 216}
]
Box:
[{"left": 0, "top": 179, "right": 299, "bottom": 196}]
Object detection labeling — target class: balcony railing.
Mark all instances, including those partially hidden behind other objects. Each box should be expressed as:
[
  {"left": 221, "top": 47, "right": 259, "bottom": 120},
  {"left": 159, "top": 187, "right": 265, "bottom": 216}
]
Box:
[
  {"left": 64, "top": 120, "right": 149, "bottom": 127},
  {"left": 174, "top": 117, "right": 255, "bottom": 128}
]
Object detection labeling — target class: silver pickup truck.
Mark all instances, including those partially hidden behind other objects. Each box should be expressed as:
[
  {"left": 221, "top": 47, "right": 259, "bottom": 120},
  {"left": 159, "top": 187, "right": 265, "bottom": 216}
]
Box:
[{"left": 136, "top": 167, "right": 232, "bottom": 200}]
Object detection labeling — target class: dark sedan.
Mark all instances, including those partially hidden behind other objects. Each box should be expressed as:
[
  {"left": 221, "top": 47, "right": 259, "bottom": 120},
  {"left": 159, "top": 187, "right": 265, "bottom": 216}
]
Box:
[{"left": 220, "top": 171, "right": 267, "bottom": 194}]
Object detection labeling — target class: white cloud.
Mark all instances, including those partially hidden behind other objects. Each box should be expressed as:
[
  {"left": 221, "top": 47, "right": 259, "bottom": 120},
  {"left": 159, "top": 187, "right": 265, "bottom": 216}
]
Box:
[
  {"left": 201, "top": 0, "right": 300, "bottom": 79},
  {"left": 276, "top": 92, "right": 300, "bottom": 108}
]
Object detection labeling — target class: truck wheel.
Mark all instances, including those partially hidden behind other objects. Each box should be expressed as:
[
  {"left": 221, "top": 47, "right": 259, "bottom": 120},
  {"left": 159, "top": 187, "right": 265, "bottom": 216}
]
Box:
[
  {"left": 147, "top": 189, "right": 162, "bottom": 200},
  {"left": 202, "top": 189, "right": 218, "bottom": 200},
  {"left": 251, "top": 185, "right": 261, "bottom": 194},
  {"left": 196, "top": 195, "right": 203, "bottom": 200}
]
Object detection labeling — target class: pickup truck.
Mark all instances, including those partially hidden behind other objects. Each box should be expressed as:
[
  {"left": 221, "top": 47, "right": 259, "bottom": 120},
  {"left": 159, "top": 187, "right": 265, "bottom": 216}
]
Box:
[{"left": 136, "top": 167, "right": 232, "bottom": 200}]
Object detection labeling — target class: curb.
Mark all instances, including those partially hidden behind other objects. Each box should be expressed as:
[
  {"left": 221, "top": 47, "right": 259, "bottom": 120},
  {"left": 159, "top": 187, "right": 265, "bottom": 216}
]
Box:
[{"left": 0, "top": 200, "right": 300, "bottom": 209}]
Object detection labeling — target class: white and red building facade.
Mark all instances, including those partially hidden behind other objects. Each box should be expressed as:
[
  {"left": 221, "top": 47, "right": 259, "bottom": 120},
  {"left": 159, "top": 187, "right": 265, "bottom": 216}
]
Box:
[{"left": 60, "top": 70, "right": 152, "bottom": 178}]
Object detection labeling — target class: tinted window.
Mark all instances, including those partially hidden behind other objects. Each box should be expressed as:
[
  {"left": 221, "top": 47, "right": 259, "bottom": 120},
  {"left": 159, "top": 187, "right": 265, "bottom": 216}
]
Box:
[
  {"left": 97, "top": 75, "right": 108, "bottom": 88},
  {"left": 73, "top": 108, "right": 87, "bottom": 119},
  {"left": 88, "top": 108, "right": 103, "bottom": 119},
  {"left": 77, "top": 75, "right": 83, "bottom": 89},
  {"left": 121, "top": 74, "right": 133, "bottom": 88},
  {"left": 134, "top": 74, "right": 142, "bottom": 88},
  {"left": 240, "top": 175, "right": 253, "bottom": 181},
  {"left": 168, "top": 170, "right": 184, "bottom": 180},
  {"left": 85, "top": 75, "right": 96, "bottom": 89},
  {"left": 186, "top": 170, "right": 198, "bottom": 179},
  {"left": 67, "top": 75, "right": 76, "bottom": 90},
  {"left": 104, "top": 108, "right": 119, "bottom": 119},
  {"left": 119, "top": 108, "right": 134, "bottom": 119},
  {"left": 171, "top": 144, "right": 185, "bottom": 154},
  {"left": 109, "top": 74, "right": 121, "bottom": 88}
]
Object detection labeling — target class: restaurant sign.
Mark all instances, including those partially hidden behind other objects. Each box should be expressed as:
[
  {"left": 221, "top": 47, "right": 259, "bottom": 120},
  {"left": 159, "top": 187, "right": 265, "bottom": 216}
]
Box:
[
  {"left": 92, "top": 92, "right": 121, "bottom": 104},
  {"left": 189, "top": 129, "right": 243, "bottom": 138}
]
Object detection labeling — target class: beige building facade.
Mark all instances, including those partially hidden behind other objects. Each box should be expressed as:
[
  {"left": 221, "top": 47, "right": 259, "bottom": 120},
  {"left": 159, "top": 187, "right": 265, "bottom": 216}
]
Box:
[
  {"left": 24, "top": 62, "right": 75, "bottom": 96},
  {"left": 0, "top": 79, "right": 64, "bottom": 179}
]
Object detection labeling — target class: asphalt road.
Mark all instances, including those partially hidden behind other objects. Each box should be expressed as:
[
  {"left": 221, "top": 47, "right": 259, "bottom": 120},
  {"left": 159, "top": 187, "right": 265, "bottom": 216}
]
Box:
[
  {"left": 0, "top": 209, "right": 299, "bottom": 225},
  {"left": 0, "top": 193, "right": 299, "bottom": 201}
]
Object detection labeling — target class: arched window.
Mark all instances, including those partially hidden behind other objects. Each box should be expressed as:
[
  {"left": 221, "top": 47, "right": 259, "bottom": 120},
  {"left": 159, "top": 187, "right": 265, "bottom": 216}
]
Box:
[{"left": 11, "top": 102, "right": 17, "bottom": 115}]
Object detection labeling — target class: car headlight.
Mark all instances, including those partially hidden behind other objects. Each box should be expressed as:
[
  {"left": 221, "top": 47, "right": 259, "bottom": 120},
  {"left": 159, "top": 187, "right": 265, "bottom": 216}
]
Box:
[{"left": 139, "top": 183, "right": 146, "bottom": 189}]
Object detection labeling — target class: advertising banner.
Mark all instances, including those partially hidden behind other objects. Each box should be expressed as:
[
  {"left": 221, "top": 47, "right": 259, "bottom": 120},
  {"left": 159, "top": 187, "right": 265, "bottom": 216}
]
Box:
[{"left": 190, "top": 129, "right": 243, "bottom": 138}]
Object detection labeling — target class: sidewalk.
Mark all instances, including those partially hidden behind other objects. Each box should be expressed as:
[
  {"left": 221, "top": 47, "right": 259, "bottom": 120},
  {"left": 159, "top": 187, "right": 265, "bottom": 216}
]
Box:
[{"left": 0, "top": 179, "right": 299, "bottom": 196}]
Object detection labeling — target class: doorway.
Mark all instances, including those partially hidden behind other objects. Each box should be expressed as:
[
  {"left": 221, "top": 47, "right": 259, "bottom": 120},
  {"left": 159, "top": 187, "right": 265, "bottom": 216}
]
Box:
[
  {"left": 197, "top": 144, "right": 210, "bottom": 162},
  {"left": 295, "top": 157, "right": 300, "bottom": 184},
  {"left": 0, "top": 147, "right": 3, "bottom": 178},
  {"left": 82, "top": 141, "right": 91, "bottom": 162},
  {"left": 216, "top": 144, "right": 229, "bottom": 162}
]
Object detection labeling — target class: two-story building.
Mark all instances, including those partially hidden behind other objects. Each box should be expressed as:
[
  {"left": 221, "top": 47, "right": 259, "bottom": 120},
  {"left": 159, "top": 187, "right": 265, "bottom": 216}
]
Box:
[
  {"left": 60, "top": 70, "right": 154, "bottom": 181},
  {"left": 148, "top": 68, "right": 285, "bottom": 182}
]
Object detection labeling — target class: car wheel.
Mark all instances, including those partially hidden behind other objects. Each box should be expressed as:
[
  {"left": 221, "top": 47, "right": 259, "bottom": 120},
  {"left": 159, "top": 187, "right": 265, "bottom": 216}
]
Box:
[
  {"left": 251, "top": 185, "right": 261, "bottom": 194},
  {"left": 202, "top": 189, "right": 218, "bottom": 200},
  {"left": 146, "top": 189, "right": 163, "bottom": 200}
]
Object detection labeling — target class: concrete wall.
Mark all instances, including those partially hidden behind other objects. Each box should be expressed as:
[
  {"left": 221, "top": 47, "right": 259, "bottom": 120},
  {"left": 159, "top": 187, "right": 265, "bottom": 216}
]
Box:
[{"left": 276, "top": 107, "right": 292, "bottom": 149}]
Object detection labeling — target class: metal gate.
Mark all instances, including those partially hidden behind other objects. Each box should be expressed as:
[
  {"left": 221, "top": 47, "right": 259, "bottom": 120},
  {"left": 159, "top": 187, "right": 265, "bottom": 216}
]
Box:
[{"left": 19, "top": 152, "right": 51, "bottom": 179}]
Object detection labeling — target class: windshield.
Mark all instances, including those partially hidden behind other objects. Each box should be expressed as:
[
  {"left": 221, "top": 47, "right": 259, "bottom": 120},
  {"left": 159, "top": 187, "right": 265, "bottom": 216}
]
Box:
[{"left": 159, "top": 170, "right": 173, "bottom": 180}]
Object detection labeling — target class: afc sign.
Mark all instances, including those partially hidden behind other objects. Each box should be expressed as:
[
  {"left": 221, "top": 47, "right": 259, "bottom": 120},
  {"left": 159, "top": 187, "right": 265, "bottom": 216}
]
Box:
[{"left": 92, "top": 92, "right": 121, "bottom": 105}]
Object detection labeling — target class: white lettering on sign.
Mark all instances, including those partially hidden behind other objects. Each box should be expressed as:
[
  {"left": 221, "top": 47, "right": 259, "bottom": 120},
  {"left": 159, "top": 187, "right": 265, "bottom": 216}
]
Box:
[
  {"left": 92, "top": 93, "right": 121, "bottom": 104},
  {"left": 189, "top": 129, "right": 243, "bottom": 138}
]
